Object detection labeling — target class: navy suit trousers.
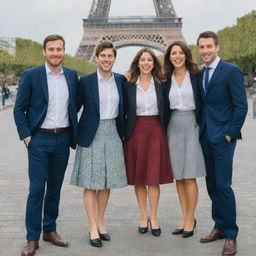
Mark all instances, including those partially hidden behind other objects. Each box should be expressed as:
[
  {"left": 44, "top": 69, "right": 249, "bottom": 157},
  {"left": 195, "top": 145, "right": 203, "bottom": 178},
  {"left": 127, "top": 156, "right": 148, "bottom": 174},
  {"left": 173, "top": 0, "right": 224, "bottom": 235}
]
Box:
[
  {"left": 26, "top": 130, "right": 70, "bottom": 241},
  {"left": 200, "top": 128, "right": 238, "bottom": 239}
]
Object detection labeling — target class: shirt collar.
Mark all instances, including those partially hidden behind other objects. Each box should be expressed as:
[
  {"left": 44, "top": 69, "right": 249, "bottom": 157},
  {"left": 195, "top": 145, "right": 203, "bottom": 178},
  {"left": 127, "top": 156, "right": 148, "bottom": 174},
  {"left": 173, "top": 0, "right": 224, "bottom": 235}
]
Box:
[
  {"left": 97, "top": 69, "right": 114, "bottom": 83},
  {"left": 136, "top": 77, "right": 154, "bottom": 88},
  {"left": 206, "top": 56, "right": 220, "bottom": 70},
  {"left": 45, "top": 63, "right": 63, "bottom": 75}
]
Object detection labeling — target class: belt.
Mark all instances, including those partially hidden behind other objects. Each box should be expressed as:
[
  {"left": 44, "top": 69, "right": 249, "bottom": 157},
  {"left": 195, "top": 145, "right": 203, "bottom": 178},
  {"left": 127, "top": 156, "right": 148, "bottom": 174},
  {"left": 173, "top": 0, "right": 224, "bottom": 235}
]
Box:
[{"left": 39, "top": 127, "right": 70, "bottom": 133}]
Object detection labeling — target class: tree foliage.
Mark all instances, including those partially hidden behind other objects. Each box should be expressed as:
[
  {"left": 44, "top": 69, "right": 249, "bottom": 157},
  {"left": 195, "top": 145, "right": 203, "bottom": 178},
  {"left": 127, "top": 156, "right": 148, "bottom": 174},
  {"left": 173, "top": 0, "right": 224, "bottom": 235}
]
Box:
[{"left": 0, "top": 38, "right": 96, "bottom": 77}]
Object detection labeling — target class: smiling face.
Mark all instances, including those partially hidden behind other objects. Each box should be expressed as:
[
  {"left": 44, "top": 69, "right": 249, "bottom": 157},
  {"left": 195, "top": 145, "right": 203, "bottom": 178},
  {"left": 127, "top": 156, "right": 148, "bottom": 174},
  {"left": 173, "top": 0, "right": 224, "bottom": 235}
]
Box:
[
  {"left": 198, "top": 37, "right": 219, "bottom": 66},
  {"left": 43, "top": 40, "right": 65, "bottom": 69},
  {"left": 169, "top": 45, "right": 186, "bottom": 69},
  {"left": 138, "top": 51, "right": 154, "bottom": 75},
  {"left": 95, "top": 48, "right": 116, "bottom": 75}
]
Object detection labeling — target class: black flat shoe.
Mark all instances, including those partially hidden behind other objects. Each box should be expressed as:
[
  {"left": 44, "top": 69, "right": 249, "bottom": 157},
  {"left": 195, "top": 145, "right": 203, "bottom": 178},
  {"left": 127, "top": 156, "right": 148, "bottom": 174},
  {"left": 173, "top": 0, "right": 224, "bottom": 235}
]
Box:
[
  {"left": 138, "top": 226, "right": 148, "bottom": 234},
  {"left": 182, "top": 219, "right": 196, "bottom": 238},
  {"left": 89, "top": 233, "right": 102, "bottom": 247},
  {"left": 172, "top": 228, "right": 184, "bottom": 235},
  {"left": 149, "top": 220, "right": 161, "bottom": 237},
  {"left": 99, "top": 233, "right": 111, "bottom": 241}
]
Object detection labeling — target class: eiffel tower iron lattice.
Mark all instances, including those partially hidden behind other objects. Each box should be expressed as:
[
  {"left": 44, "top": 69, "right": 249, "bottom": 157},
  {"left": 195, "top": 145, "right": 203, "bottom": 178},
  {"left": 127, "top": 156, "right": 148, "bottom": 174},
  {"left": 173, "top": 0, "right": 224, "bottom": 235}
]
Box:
[{"left": 76, "top": 0, "right": 185, "bottom": 62}]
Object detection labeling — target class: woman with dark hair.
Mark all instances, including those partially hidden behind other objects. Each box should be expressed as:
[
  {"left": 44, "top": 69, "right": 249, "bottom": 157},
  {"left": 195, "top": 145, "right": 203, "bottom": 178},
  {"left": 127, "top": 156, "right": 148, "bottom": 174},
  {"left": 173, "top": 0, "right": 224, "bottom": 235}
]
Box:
[
  {"left": 124, "top": 48, "right": 173, "bottom": 237},
  {"left": 163, "top": 41, "right": 206, "bottom": 238}
]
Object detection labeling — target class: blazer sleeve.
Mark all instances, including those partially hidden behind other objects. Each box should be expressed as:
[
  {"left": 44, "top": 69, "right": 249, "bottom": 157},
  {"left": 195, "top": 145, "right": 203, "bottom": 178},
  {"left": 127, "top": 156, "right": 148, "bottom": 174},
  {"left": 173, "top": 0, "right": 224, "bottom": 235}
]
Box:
[
  {"left": 13, "top": 71, "right": 32, "bottom": 140},
  {"left": 226, "top": 66, "right": 248, "bottom": 139}
]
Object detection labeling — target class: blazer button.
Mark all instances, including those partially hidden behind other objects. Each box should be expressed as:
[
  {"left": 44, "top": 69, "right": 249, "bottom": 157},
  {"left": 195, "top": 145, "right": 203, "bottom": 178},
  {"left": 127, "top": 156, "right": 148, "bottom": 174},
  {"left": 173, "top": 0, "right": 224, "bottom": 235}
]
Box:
[{"left": 125, "top": 115, "right": 128, "bottom": 119}]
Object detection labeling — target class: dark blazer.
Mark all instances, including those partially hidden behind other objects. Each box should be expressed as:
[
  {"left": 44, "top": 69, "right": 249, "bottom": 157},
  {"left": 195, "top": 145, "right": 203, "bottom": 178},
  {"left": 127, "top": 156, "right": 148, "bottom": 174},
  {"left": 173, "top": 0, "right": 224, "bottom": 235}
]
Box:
[
  {"left": 13, "top": 65, "right": 78, "bottom": 149},
  {"left": 77, "top": 71, "right": 125, "bottom": 147},
  {"left": 198, "top": 59, "right": 248, "bottom": 143},
  {"left": 164, "top": 73, "right": 201, "bottom": 127},
  {"left": 124, "top": 80, "right": 166, "bottom": 138}
]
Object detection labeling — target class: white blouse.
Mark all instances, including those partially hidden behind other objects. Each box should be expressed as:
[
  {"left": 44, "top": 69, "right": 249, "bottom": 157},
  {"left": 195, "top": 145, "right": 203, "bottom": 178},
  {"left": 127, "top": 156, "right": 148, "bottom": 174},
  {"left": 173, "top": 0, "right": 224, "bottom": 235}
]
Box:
[
  {"left": 97, "top": 70, "right": 119, "bottom": 120},
  {"left": 169, "top": 72, "right": 195, "bottom": 110},
  {"left": 136, "top": 78, "right": 159, "bottom": 116}
]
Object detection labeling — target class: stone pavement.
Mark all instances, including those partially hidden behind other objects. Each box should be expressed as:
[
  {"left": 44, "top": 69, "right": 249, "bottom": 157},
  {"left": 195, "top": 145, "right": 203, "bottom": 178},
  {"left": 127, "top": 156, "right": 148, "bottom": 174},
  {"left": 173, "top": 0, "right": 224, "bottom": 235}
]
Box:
[{"left": 0, "top": 105, "right": 255, "bottom": 256}]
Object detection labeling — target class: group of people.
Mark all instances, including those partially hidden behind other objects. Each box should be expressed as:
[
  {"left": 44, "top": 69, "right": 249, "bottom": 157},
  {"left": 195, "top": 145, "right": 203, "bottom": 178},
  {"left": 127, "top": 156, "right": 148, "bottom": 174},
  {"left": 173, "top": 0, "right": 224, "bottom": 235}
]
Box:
[{"left": 13, "top": 31, "right": 248, "bottom": 256}]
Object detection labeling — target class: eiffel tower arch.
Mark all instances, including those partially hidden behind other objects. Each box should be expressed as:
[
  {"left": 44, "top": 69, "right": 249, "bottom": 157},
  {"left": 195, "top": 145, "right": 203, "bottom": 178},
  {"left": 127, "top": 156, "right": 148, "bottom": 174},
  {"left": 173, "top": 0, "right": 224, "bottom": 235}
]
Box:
[{"left": 76, "top": 0, "right": 185, "bottom": 62}]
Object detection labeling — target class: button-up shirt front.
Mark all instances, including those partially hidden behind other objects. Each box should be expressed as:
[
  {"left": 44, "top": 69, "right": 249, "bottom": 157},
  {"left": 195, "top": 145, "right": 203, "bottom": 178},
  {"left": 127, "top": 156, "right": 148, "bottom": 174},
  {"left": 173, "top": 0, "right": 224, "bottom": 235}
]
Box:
[
  {"left": 41, "top": 64, "right": 69, "bottom": 128},
  {"left": 97, "top": 70, "right": 119, "bottom": 120},
  {"left": 169, "top": 71, "right": 195, "bottom": 111},
  {"left": 136, "top": 78, "right": 159, "bottom": 116}
]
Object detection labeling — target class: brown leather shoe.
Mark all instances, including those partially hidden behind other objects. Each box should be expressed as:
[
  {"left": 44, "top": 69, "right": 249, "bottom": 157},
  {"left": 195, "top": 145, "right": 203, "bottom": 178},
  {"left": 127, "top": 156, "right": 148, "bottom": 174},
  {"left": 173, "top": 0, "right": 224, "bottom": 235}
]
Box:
[
  {"left": 200, "top": 229, "right": 225, "bottom": 243},
  {"left": 43, "top": 231, "right": 69, "bottom": 247},
  {"left": 222, "top": 239, "right": 237, "bottom": 255},
  {"left": 21, "top": 241, "right": 39, "bottom": 256}
]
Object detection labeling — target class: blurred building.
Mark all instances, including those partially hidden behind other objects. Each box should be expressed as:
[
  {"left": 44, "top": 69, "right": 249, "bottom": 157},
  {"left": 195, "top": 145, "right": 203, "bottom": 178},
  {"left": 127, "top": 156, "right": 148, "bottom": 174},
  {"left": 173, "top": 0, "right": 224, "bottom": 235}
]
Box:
[{"left": 0, "top": 36, "right": 16, "bottom": 55}]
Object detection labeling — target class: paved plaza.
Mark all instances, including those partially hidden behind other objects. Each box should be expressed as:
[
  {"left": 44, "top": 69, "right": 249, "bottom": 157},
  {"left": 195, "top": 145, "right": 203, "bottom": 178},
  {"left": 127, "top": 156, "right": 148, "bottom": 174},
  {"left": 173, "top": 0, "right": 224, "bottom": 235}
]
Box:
[{"left": 0, "top": 102, "right": 255, "bottom": 256}]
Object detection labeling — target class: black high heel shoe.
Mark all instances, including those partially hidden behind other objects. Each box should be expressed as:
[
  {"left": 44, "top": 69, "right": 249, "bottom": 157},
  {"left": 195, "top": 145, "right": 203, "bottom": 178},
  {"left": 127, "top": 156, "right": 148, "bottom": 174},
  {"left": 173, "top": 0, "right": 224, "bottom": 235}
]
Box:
[
  {"left": 99, "top": 232, "right": 111, "bottom": 241},
  {"left": 138, "top": 223, "right": 148, "bottom": 234},
  {"left": 89, "top": 232, "right": 102, "bottom": 247},
  {"left": 172, "top": 228, "right": 184, "bottom": 235},
  {"left": 182, "top": 219, "right": 197, "bottom": 238},
  {"left": 149, "top": 220, "right": 161, "bottom": 237}
]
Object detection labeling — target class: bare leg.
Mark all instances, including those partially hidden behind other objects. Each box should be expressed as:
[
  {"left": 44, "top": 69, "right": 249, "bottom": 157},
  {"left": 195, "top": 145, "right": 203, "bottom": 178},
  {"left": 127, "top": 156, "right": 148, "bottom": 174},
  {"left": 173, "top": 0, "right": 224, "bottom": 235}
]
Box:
[
  {"left": 148, "top": 185, "right": 160, "bottom": 229},
  {"left": 183, "top": 179, "right": 198, "bottom": 231},
  {"left": 96, "top": 189, "right": 110, "bottom": 234},
  {"left": 176, "top": 180, "right": 187, "bottom": 229},
  {"left": 83, "top": 189, "right": 99, "bottom": 239},
  {"left": 134, "top": 186, "right": 148, "bottom": 227}
]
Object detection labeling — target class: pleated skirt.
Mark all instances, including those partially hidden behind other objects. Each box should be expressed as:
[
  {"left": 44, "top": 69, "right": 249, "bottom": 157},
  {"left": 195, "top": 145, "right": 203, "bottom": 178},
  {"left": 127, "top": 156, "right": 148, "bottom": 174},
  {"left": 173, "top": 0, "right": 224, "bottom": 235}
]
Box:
[
  {"left": 167, "top": 110, "right": 206, "bottom": 180},
  {"left": 70, "top": 119, "right": 128, "bottom": 190},
  {"left": 124, "top": 116, "right": 173, "bottom": 186}
]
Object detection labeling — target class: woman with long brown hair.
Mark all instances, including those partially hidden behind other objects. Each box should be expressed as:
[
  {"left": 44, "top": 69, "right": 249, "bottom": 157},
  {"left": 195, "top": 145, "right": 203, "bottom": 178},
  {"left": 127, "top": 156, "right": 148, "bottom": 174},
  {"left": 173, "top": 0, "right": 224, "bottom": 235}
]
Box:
[
  {"left": 163, "top": 41, "right": 206, "bottom": 238},
  {"left": 124, "top": 48, "right": 173, "bottom": 237}
]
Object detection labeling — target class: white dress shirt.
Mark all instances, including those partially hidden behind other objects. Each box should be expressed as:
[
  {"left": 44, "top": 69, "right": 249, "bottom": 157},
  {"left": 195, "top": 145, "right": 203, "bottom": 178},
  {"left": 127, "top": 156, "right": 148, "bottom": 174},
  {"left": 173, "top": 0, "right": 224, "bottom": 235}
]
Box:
[
  {"left": 203, "top": 56, "right": 221, "bottom": 91},
  {"left": 97, "top": 70, "right": 119, "bottom": 120},
  {"left": 169, "top": 71, "right": 195, "bottom": 110},
  {"left": 41, "top": 63, "right": 70, "bottom": 129},
  {"left": 136, "top": 78, "right": 159, "bottom": 116}
]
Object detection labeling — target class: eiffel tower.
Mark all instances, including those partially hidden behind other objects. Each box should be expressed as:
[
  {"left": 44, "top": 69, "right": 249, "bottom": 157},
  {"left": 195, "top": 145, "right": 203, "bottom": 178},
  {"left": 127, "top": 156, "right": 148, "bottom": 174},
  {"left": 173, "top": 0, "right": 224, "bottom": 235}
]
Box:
[{"left": 76, "top": 0, "right": 185, "bottom": 62}]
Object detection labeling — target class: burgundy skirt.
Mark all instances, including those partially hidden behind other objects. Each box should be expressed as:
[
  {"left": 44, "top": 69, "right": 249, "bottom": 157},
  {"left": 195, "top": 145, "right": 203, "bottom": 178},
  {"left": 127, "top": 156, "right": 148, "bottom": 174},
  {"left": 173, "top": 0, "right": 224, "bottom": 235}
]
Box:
[{"left": 124, "top": 116, "right": 173, "bottom": 186}]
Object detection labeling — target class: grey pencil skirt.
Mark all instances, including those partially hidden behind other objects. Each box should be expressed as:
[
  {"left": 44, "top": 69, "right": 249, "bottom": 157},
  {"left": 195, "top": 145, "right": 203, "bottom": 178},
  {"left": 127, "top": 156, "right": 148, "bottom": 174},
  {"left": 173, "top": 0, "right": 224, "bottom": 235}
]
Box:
[
  {"left": 70, "top": 119, "right": 128, "bottom": 190},
  {"left": 167, "top": 110, "right": 206, "bottom": 180}
]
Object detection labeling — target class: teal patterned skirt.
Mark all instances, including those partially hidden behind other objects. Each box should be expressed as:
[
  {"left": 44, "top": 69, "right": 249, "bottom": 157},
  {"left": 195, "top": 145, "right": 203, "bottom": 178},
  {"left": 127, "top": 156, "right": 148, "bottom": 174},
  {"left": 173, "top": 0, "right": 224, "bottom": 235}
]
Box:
[{"left": 70, "top": 119, "right": 127, "bottom": 190}]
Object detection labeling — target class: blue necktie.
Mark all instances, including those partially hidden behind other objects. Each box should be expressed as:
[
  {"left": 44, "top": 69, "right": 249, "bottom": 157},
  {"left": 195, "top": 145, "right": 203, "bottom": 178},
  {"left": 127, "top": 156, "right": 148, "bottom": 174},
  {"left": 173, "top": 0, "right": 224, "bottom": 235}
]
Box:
[{"left": 204, "top": 67, "right": 211, "bottom": 93}]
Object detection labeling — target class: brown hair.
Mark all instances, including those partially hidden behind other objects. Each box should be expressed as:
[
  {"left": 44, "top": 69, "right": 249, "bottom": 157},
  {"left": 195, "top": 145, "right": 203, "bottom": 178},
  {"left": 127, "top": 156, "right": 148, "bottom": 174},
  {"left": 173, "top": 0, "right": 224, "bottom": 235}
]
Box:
[
  {"left": 95, "top": 41, "right": 117, "bottom": 57},
  {"left": 43, "top": 34, "right": 65, "bottom": 50},
  {"left": 163, "top": 41, "right": 198, "bottom": 78},
  {"left": 129, "top": 48, "right": 164, "bottom": 84},
  {"left": 197, "top": 31, "right": 219, "bottom": 46}
]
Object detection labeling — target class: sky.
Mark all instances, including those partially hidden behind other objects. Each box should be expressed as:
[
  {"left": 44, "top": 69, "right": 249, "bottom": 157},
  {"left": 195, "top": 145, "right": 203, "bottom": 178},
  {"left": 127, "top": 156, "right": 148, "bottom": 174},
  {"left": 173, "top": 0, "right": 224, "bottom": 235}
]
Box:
[{"left": 0, "top": 0, "right": 255, "bottom": 73}]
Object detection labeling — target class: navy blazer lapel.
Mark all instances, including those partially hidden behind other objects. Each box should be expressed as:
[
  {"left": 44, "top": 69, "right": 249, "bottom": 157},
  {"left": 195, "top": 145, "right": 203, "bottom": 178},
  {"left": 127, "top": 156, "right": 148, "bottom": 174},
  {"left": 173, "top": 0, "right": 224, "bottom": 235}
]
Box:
[
  {"left": 113, "top": 73, "right": 124, "bottom": 115},
  {"left": 206, "top": 59, "right": 224, "bottom": 95},
  {"left": 92, "top": 72, "right": 100, "bottom": 113},
  {"left": 40, "top": 65, "right": 48, "bottom": 101}
]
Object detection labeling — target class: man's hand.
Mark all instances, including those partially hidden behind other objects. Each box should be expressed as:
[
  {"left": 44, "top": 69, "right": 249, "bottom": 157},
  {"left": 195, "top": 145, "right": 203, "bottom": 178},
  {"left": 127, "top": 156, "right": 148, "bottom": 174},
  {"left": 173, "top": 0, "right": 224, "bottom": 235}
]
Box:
[
  {"left": 24, "top": 137, "right": 31, "bottom": 147},
  {"left": 225, "top": 135, "right": 231, "bottom": 142}
]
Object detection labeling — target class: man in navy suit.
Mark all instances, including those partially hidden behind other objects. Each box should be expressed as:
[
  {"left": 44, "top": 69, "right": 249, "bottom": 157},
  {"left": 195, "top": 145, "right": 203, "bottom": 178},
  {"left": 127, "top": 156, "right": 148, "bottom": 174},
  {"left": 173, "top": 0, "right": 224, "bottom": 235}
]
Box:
[
  {"left": 197, "top": 31, "right": 247, "bottom": 256},
  {"left": 13, "top": 34, "right": 78, "bottom": 256}
]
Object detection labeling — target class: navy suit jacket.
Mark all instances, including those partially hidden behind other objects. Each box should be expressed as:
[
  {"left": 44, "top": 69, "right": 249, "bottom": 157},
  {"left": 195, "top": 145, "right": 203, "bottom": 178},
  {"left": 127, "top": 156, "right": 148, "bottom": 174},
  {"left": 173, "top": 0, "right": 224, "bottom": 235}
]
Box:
[
  {"left": 77, "top": 71, "right": 125, "bottom": 147},
  {"left": 198, "top": 59, "right": 248, "bottom": 143},
  {"left": 164, "top": 73, "right": 201, "bottom": 127},
  {"left": 123, "top": 80, "right": 166, "bottom": 138},
  {"left": 13, "top": 65, "right": 78, "bottom": 149}
]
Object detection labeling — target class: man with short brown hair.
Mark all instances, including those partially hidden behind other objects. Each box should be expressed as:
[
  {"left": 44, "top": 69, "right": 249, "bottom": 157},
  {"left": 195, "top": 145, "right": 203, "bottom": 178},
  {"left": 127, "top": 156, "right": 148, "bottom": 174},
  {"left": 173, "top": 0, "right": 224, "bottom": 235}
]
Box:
[{"left": 14, "top": 34, "right": 78, "bottom": 256}]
